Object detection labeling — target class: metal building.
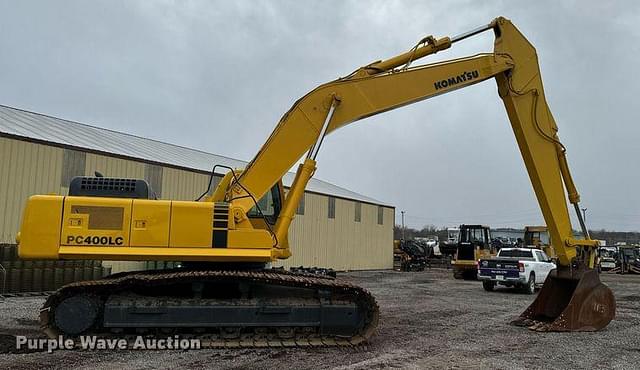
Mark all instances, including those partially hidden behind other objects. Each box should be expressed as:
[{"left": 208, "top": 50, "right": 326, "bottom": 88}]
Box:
[{"left": 0, "top": 105, "right": 394, "bottom": 277}]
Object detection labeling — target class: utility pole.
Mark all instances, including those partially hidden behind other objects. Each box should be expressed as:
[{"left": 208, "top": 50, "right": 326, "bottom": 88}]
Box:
[
  {"left": 401, "top": 211, "right": 406, "bottom": 240},
  {"left": 581, "top": 208, "right": 587, "bottom": 224}
]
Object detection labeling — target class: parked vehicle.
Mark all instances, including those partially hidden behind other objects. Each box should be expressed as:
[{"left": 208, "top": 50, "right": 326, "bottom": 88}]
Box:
[
  {"left": 393, "top": 239, "right": 428, "bottom": 271},
  {"left": 598, "top": 246, "right": 618, "bottom": 272},
  {"left": 452, "top": 225, "right": 496, "bottom": 279},
  {"left": 491, "top": 237, "right": 513, "bottom": 251},
  {"left": 523, "top": 225, "right": 555, "bottom": 259},
  {"left": 439, "top": 227, "right": 459, "bottom": 256},
  {"left": 478, "top": 248, "right": 556, "bottom": 294},
  {"left": 613, "top": 245, "right": 640, "bottom": 274},
  {"left": 415, "top": 236, "right": 441, "bottom": 258}
]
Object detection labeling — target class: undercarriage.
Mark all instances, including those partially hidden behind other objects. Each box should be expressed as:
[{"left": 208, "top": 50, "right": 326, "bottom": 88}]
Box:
[{"left": 41, "top": 268, "right": 379, "bottom": 348}]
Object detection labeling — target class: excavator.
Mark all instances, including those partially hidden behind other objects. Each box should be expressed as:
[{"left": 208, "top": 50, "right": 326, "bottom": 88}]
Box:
[{"left": 16, "top": 16, "right": 615, "bottom": 346}]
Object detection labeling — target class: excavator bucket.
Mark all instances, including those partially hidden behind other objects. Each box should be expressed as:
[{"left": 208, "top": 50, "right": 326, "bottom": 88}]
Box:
[{"left": 511, "top": 269, "right": 615, "bottom": 331}]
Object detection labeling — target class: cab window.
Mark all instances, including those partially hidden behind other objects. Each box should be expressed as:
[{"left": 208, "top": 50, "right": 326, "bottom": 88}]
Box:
[
  {"left": 247, "top": 185, "right": 282, "bottom": 224},
  {"left": 461, "top": 228, "right": 485, "bottom": 243}
]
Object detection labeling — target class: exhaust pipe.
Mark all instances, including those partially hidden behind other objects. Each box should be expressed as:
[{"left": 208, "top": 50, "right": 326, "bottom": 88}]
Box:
[{"left": 511, "top": 268, "right": 615, "bottom": 331}]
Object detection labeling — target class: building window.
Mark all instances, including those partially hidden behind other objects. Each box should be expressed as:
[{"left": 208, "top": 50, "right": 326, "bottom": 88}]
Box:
[
  {"left": 328, "top": 196, "right": 335, "bottom": 219},
  {"left": 354, "top": 201, "right": 361, "bottom": 222},
  {"left": 377, "top": 206, "right": 384, "bottom": 225},
  {"left": 296, "top": 194, "right": 305, "bottom": 215},
  {"left": 144, "top": 163, "right": 163, "bottom": 198}
]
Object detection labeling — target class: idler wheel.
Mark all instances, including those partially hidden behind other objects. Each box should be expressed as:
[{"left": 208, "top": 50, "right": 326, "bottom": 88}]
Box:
[{"left": 54, "top": 295, "right": 99, "bottom": 335}]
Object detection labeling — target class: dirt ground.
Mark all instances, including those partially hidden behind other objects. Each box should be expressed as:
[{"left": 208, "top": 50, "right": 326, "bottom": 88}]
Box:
[{"left": 1, "top": 269, "right": 638, "bottom": 369}]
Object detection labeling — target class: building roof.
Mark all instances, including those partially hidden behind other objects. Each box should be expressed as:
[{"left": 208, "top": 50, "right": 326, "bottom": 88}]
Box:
[{"left": 0, "top": 105, "right": 391, "bottom": 206}]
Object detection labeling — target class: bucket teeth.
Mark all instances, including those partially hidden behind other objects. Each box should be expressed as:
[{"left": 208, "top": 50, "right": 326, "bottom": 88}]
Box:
[{"left": 512, "top": 269, "right": 615, "bottom": 332}]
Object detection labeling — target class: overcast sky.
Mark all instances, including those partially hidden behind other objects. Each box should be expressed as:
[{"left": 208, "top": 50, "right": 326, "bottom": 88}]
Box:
[{"left": 0, "top": 1, "right": 638, "bottom": 231}]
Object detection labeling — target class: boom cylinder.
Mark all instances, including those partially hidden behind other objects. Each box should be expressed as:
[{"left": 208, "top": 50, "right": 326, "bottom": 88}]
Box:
[
  {"left": 273, "top": 158, "right": 316, "bottom": 254},
  {"left": 361, "top": 21, "right": 496, "bottom": 77},
  {"left": 361, "top": 36, "right": 452, "bottom": 75}
]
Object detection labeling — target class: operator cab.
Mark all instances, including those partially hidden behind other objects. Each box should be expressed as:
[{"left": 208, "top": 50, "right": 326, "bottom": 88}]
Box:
[
  {"left": 523, "top": 226, "right": 549, "bottom": 248},
  {"left": 457, "top": 224, "right": 491, "bottom": 261},
  {"left": 247, "top": 183, "right": 283, "bottom": 225}
]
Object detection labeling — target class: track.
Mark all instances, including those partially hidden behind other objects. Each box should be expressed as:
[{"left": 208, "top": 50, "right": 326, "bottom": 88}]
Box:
[
  {"left": 40, "top": 269, "right": 379, "bottom": 348},
  {"left": 0, "top": 291, "right": 52, "bottom": 299}
]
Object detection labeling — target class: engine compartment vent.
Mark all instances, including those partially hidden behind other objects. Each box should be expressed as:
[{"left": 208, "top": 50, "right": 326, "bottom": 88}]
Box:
[{"left": 69, "top": 177, "right": 155, "bottom": 199}]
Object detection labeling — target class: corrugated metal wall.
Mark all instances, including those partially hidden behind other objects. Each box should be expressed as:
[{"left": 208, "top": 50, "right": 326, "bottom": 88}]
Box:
[
  {"left": 0, "top": 136, "right": 393, "bottom": 273},
  {"left": 0, "top": 137, "right": 64, "bottom": 243},
  {"left": 279, "top": 193, "right": 393, "bottom": 270},
  {"left": 161, "top": 167, "right": 211, "bottom": 201}
]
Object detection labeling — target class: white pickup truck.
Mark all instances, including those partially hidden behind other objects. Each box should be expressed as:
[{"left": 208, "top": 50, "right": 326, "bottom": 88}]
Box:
[{"left": 477, "top": 248, "right": 556, "bottom": 294}]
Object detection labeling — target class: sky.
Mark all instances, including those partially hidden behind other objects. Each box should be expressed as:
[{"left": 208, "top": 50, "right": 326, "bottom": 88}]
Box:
[{"left": 0, "top": 0, "right": 638, "bottom": 231}]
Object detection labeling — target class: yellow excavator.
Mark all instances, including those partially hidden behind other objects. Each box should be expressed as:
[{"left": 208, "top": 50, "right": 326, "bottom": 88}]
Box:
[{"left": 17, "top": 16, "right": 615, "bottom": 346}]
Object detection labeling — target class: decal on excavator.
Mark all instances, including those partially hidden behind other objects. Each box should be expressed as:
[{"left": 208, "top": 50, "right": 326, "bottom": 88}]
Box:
[
  {"left": 434, "top": 70, "right": 479, "bottom": 90},
  {"left": 66, "top": 235, "right": 124, "bottom": 246}
]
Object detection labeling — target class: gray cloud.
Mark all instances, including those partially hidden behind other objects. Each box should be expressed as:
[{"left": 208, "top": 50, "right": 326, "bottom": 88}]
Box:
[{"left": 0, "top": 0, "right": 638, "bottom": 230}]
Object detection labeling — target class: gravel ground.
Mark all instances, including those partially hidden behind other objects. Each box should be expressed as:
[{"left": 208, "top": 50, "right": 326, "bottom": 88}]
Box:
[{"left": 0, "top": 269, "right": 638, "bottom": 369}]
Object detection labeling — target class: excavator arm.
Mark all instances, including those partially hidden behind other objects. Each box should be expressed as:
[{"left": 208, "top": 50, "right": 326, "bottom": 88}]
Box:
[{"left": 221, "top": 17, "right": 615, "bottom": 331}]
